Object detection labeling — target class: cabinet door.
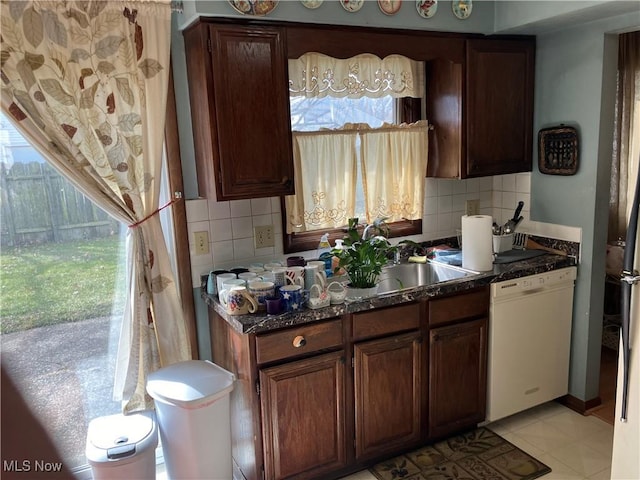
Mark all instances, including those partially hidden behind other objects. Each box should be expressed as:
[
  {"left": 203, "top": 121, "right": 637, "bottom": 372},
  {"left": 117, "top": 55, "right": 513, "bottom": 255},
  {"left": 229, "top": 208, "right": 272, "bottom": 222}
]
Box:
[
  {"left": 428, "top": 317, "right": 487, "bottom": 439},
  {"left": 185, "top": 23, "right": 293, "bottom": 200},
  {"left": 260, "top": 351, "right": 347, "bottom": 480},
  {"left": 465, "top": 38, "right": 534, "bottom": 177},
  {"left": 354, "top": 331, "right": 422, "bottom": 460}
]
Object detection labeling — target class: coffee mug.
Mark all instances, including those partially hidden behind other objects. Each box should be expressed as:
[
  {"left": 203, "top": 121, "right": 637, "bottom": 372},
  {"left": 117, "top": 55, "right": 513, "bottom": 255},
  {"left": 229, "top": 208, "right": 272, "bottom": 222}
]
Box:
[
  {"left": 285, "top": 266, "right": 305, "bottom": 287},
  {"left": 238, "top": 272, "right": 258, "bottom": 282},
  {"left": 207, "top": 269, "right": 229, "bottom": 295},
  {"left": 248, "top": 281, "right": 276, "bottom": 311},
  {"left": 216, "top": 273, "right": 237, "bottom": 299},
  {"left": 220, "top": 286, "right": 258, "bottom": 316},
  {"left": 279, "top": 285, "right": 309, "bottom": 312},
  {"left": 219, "top": 278, "right": 246, "bottom": 303},
  {"left": 230, "top": 267, "right": 249, "bottom": 276},
  {"left": 308, "top": 260, "right": 330, "bottom": 278},
  {"left": 286, "top": 256, "right": 306, "bottom": 267},
  {"left": 265, "top": 296, "right": 283, "bottom": 315},
  {"left": 264, "top": 262, "right": 283, "bottom": 271},
  {"left": 304, "top": 264, "right": 326, "bottom": 290},
  {"left": 271, "top": 268, "right": 287, "bottom": 287}
]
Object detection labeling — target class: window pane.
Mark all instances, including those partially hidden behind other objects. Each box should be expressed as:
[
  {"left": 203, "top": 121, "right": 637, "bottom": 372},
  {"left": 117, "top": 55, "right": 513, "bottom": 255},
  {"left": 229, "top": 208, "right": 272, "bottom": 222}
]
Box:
[{"left": 0, "top": 112, "right": 126, "bottom": 472}]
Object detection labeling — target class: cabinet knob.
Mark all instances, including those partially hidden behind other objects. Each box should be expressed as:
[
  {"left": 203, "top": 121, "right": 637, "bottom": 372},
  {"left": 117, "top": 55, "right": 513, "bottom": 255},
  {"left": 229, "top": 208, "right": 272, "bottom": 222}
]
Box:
[
  {"left": 281, "top": 176, "right": 292, "bottom": 188},
  {"left": 292, "top": 335, "right": 306, "bottom": 348}
]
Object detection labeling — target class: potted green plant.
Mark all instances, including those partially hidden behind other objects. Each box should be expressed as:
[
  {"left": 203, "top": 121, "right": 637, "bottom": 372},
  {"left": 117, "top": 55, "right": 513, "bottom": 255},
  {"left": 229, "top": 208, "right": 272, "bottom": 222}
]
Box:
[{"left": 332, "top": 218, "right": 397, "bottom": 299}]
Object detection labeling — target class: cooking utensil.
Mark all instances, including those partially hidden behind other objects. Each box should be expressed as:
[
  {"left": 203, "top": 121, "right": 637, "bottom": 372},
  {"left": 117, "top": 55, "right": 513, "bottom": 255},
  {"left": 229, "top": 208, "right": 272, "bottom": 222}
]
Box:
[{"left": 503, "top": 201, "right": 525, "bottom": 234}]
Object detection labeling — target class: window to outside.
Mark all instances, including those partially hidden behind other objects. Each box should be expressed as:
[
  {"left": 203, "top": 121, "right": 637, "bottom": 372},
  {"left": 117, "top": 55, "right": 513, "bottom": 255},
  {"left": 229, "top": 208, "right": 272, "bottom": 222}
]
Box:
[
  {"left": 0, "top": 111, "right": 126, "bottom": 474},
  {"left": 290, "top": 95, "right": 396, "bottom": 221}
]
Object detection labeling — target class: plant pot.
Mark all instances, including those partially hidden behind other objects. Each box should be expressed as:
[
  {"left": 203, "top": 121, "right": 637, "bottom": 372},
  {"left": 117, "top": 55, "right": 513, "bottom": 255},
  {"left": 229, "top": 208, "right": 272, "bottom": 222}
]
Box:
[{"left": 345, "top": 284, "right": 379, "bottom": 301}]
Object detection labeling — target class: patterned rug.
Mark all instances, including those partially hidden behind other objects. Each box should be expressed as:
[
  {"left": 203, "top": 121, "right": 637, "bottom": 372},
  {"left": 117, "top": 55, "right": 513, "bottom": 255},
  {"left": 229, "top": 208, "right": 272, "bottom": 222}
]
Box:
[{"left": 369, "top": 427, "right": 551, "bottom": 480}]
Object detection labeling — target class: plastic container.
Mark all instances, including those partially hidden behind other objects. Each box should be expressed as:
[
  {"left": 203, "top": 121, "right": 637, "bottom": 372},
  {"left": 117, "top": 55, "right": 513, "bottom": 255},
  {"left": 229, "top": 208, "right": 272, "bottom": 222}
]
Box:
[
  {"left": 146, "top": 360, "right": 235, "bottom": 480},
  {"left": 317, "top": 233, "right": 331, "bottom": 258},
  {"left": 86, "top": 410, "right": 157, "bottom": 480}
]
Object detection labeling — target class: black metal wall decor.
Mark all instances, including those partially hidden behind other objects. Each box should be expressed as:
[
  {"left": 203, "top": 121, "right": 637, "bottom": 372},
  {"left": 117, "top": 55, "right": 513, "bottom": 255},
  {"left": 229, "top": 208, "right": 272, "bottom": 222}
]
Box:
[{"left": 538, "top": 124, "right": 579, "bottom": 175}]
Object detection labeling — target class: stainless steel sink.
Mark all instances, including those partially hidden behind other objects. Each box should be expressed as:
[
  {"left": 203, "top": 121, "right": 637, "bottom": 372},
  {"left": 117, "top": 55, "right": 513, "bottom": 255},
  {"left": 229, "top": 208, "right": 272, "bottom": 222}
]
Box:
[{"left": 376, "top": 262, "right": 475, "bottom": 295}]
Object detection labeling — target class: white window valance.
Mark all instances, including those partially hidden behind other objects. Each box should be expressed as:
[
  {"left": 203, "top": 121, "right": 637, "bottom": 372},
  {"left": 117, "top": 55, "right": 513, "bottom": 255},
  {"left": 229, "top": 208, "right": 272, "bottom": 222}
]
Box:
[{"left": 289, "top": 53, "right": 425, "bottom": 99}]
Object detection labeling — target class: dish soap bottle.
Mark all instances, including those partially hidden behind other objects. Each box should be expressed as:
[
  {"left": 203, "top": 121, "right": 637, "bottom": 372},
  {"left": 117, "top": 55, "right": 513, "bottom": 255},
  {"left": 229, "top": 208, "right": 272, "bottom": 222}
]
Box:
[
  {"left": 332, "top": 239, "right": 346, "bottom": 276},
  {"left": 317, "top": 233, "right": 331, "bottom": 257}
]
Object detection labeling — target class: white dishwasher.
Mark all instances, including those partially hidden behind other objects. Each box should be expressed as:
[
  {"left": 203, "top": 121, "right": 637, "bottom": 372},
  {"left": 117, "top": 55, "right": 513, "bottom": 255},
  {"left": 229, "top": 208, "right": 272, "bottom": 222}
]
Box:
[{"left": 486, "top": 266, "right": 577, "bottom": 422}]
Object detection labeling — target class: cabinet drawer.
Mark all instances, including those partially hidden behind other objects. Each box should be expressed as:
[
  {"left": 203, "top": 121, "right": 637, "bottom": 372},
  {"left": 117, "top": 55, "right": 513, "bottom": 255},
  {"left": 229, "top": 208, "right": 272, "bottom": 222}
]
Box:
[
  {"left": 428, "top": 288, "right": 489, "bottom": 327},
  {"left": 256, "top": 319, "right": 343, "bottom": 365},
  {"left": 352, "top": 303, "right": 420, "bottom": 342}
]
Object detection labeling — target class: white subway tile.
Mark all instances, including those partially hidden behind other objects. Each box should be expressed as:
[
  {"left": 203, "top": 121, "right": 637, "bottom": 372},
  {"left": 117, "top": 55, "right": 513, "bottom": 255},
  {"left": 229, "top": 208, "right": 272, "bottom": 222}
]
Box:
[
  {"left": 424, "top": 177, "right": 438, "bottom": 197},
  {"left": 185, "top": 198, "right": 208, "bottom": 223},
  {"left": 233, "top": 237, "right": 255, "bottom": 260},
  {"left": 516, "top": 173, "right": 531, "bottom": 193},
  {"left": 423, "top": 214, "right": 438, "bottom": 233},
  {"left": 502, "top": 174, "right": 516, "bottom": 192},
  {"left": 209, "top": 200, "right": 230, "bottom": 220},
  {"left": 210, "top": 219, "right": 232, "bottom": 242},
  {"left": 231, "top": 216, "right": 253, "bottom": 239},
  {"left": 230, "top": 199, "right": 251, "bottom": 217},
  {"left": 492, "top": 191, "right": 503, "bottom": 209},
  {"left": 493, "top": 175, "right": 503, "bottom": 191},
  {"left": 251, "top": 198, "right": 272, "bottom": 216},
  {"left": 437, "top": 179, "right": 453, "bottom": 196},
  {"left": 479, "top": 177, "right": 493, "bottom": 192},
  {"left": 212, "top": 240, "right": 234, "bottom": 264},
  {"left": 502, "top": 191, "right": 517, "bottom": 209},
  {"left": 271, "top": 213, "right": 283, "bottom": 233},
  {"left": 270, "top": 197, "right": 282, "bottom": 213},
  {"left": 452, "top": 179, "right": 467, "bottom": 195},
  {"left": 424, "top": 197, "right": 438, "bottom": 215},
  {"left": 437, "top": 195, "right": 452, "bottom": 214},
  {"left": 452, "top": 193, "right": 466, "bottom": 212},
  {"left": 465, "top": 178, "right": 480, "bottom": 193},
  {"left": 437, "top": 212, "right": 453, "bottom": 231},
  {"left": 252, "top": 214, "right": 273, "bottom": 227}
]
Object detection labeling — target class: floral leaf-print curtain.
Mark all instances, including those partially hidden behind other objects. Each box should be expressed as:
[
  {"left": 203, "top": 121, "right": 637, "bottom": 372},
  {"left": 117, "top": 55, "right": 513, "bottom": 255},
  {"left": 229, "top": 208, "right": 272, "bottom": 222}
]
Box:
[{"left": 0, "top": 0, "right": 191, "bottom": 412}]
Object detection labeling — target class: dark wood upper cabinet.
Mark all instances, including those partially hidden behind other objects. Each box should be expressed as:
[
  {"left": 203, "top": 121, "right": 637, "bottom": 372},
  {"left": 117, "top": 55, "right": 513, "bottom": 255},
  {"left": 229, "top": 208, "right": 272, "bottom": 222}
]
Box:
[
  {"left": 427, "top": 37, "right": 535, "bottom": 178},
  {"left": 184, "top": 23, "right": 294, "bottom": 200}
]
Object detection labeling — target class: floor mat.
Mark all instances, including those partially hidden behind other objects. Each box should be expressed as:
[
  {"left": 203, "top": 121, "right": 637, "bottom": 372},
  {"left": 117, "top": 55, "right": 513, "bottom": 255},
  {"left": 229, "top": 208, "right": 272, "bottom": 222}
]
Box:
[{"left": 369, "top": 427, "right": 551, "bottom": 480}]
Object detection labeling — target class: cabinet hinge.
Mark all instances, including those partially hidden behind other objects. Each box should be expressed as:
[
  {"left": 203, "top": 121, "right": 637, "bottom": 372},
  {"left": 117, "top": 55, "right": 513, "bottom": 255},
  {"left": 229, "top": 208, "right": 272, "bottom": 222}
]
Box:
[
  {"left": 255, "top": 380, "right": 261, "bottom": 396},
  {"left": 351, "top": 356, "right": 355, "bottom": 368}
]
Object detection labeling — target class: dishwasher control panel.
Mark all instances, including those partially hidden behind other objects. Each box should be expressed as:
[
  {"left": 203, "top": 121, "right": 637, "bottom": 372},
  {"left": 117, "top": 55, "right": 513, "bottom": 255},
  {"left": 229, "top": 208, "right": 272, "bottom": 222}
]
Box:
[{"left": 491, "top": 266, "right": 577, "bottom": 298}]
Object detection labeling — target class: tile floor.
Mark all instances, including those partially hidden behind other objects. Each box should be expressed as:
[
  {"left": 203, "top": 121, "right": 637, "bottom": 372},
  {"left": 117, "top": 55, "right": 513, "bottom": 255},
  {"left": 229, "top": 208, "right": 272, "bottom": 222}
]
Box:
[{"left": 340, "top": 401, "right": 614, "bottom": 480}]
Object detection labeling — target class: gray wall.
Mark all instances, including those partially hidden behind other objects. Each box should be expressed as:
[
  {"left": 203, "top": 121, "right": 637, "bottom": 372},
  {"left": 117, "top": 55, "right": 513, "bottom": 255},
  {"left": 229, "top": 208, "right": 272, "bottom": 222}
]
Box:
[{"left": 533, "top": 13, "right": 639, "bottom": 401}]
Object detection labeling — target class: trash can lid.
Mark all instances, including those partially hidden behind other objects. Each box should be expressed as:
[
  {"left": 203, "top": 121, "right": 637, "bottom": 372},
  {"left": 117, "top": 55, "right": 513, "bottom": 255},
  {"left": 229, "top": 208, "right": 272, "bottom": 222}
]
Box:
[
  {"left": 86, "top": 411, "right": 157, "bottom": 464},
  {"left": 146, "top": 360, "right": 235, "bottom": 407}
]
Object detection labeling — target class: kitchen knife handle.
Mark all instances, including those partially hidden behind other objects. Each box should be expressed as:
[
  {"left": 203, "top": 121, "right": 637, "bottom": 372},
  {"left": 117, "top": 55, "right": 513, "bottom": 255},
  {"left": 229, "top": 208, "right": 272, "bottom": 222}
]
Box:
[{"left": 513, "top": 201, "right": 524, "bottom": 221}]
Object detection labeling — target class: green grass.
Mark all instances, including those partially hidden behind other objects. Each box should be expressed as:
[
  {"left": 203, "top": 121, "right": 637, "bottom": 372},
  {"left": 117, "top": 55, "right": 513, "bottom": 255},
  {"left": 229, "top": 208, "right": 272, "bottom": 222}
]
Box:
[{"left": 0, "top": 236, "right": 126, "bottom": 334}]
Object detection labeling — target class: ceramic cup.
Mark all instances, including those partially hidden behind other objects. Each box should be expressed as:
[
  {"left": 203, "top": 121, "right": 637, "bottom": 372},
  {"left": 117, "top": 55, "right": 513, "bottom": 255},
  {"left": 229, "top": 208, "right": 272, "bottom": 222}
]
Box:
[
  {"left": 216, "top": 273, "right": 237, "bottom": 300},
  {"left": 248, "top": 281, "right": 276, "bottom": 311},
  {"left": 238, "top": 272, "right": 258, "bottom": 282},
  {"left": 264, "top": 262, "right": 283, "bottom": 271},
  {"left": 265, "top": 296, "right": 283, "bottom": 315},
  {"left": 248, "top": 266, "right": 265, "bottom": 274},
  {"left": 207, "top": 269, "right": 229, "bottom": 295},
  {"left": 285, "top": 266, "right": 305, "bottom": 287},
  {"left": 286, "top": 256, "right": 307, "bottom": 267},
  {"left": 271, "top": 268, "right": 287, "bottom": 287},
  {"left": 308, "top": 260, "right": 329, "bottom": 278},
  {"left": 279, "top": 285, "right": 309, "bottom": 312},
  {"left": 230, "top": 267, "right": 249, "bottom": 276},
  {"left": 304, "top": 264, "right": 326, "bottom": 290},
  {"left": 219, "top": 278, "right": 246, "bottom": 303},
  {"left": 220, "top": 286, "right": 258, "bottom": 316}
]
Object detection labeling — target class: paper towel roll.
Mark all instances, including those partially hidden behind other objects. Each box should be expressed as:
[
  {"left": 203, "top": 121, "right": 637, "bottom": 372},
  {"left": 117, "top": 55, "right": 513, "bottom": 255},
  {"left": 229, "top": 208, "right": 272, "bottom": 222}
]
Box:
[{"left": 461, "top": 215, "right": 493, "bottom": 271}]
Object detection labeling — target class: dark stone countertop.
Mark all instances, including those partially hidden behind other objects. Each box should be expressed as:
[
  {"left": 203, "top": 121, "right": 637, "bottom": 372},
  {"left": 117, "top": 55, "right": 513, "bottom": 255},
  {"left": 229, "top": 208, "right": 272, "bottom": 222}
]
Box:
[{"left": 202, "top": 252, "right": 577, "bottom": 335}]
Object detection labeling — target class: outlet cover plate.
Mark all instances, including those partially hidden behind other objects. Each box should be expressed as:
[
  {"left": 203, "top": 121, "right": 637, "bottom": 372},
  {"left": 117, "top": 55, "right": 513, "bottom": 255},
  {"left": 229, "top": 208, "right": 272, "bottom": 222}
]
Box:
[
  {"left": 465, "top": 199, "right": 480, "bottom": 216},
  {"left": 194, "top": 231, "right": 209, "bottom": 255},
  {"left": 255, "top": 225, "right": 274, "bottom": 248}
]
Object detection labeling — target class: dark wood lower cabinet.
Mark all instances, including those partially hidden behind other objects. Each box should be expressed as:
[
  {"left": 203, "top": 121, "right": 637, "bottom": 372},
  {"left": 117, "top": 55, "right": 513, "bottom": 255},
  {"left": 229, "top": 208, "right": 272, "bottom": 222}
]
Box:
[
  {"left": 259, "top": 351, "right": 347, "bottom": 480},
  {"left": 210, "top": 287, "right": 489, "bottom": 480},
  {"left": 354, "top": 331, "right": 422, "bottom": 460},
  {"left": 428, "top": 317, "right": 488, "bottom": 439}
]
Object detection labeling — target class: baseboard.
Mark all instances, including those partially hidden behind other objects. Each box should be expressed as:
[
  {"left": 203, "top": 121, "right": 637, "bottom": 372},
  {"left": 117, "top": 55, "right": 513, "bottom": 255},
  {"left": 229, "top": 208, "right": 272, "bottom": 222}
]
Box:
[{"left": 559, "top": 394, "right": 602, "bottom": 414}]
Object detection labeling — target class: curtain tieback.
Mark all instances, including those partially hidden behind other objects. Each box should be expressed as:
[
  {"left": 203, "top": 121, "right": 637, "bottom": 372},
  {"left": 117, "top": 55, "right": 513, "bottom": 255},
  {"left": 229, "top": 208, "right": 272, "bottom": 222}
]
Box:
[{"left": 129, "top": 198, "right": 180, "bottom": 229}]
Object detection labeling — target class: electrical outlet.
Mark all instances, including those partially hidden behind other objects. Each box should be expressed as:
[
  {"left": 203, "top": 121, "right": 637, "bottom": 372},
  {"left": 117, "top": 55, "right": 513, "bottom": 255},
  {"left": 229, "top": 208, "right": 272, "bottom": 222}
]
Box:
[
  {"left": 194, "top": 231, "right": 209, "bottom": 255},
  {"left": 254, "top": 225, "right": 274, "bottom": 248},
  {"left": 465, "top": 199, "right": 480, "bottom": 216}
]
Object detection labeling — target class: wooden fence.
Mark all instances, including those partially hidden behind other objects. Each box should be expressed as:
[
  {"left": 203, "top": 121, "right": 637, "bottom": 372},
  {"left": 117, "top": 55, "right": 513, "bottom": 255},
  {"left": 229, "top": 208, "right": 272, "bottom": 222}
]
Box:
[{"left": 1, "top": 162, "right": 120, "bottom": 247}]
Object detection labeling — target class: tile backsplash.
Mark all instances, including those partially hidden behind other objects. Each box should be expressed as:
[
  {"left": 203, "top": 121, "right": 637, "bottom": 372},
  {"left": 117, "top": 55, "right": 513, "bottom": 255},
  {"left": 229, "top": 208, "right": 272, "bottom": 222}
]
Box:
[{"left": 187, "top": 173, "right": 533, "bottom": 287}]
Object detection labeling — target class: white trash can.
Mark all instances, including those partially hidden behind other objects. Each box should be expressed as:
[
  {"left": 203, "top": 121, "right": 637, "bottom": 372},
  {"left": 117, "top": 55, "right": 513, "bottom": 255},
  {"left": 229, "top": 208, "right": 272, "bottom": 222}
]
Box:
[
  {"left": 147, "top": 360, "right": 235, "bottom": 480},
  {"left": 86, "top": 410, "right": 157, "bottom": 480}
]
